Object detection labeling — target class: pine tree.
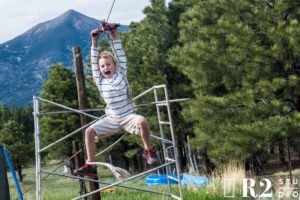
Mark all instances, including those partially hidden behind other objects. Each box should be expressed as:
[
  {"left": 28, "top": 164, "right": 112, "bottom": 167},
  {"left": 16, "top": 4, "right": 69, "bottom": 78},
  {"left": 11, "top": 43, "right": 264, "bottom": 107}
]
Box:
[
  {"left": 122, "top": 0, "right": 195, "bottom": 168},
  {"left": 0, "top": 104, "right": 11, "bottom": 129},
  {"left": 121, "top": 0, "right": 173, "bottom": 157},
  {"left": 0, "top": 120, "right": 33, "bottom": 182},
  {"left": 170, "top": 0, "right": 300, "bottom": 168},
  {"left": 39, "top": 63, "right": 80, "bottom": 159},
  {"left": 11, "top": 105, "right": 34, "bottom": 134}
]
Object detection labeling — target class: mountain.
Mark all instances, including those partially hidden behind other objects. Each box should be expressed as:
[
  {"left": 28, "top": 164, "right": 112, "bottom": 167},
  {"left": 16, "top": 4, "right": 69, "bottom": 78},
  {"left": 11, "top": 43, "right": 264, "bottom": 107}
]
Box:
[{"left": 0, "top": 9, "right": 128, "bottom": 106}]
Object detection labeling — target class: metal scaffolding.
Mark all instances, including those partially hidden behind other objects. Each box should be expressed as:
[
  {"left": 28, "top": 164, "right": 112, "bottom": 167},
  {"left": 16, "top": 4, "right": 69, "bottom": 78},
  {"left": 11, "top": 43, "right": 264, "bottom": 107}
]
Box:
[{"left": 33, "top": 84, "right": 187, "bottom": 200}]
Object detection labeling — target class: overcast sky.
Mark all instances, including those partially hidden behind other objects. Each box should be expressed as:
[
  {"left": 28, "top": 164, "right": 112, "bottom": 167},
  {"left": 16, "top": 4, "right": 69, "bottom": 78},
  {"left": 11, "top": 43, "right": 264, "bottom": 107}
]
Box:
[{"left": 0, "top": 0, "right": 171, "bottom": 43}]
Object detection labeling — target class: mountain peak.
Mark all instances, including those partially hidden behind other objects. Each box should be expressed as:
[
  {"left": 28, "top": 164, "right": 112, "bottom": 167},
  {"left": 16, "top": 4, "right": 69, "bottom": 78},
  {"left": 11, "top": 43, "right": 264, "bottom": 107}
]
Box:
[
  {"left": 58, "top": 9, "right": 81, "bottom": 19},
  {"left": 0, "top": 10, "right": 128, "bottom": 105},
  {"left": 53, "top": 9, "right": 83, "bottom": 24}
]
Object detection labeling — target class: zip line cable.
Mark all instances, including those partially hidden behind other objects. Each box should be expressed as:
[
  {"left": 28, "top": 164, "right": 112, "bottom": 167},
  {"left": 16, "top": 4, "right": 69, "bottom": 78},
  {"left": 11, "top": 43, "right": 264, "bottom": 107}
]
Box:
[
  {"left": 106, "top": 0, "right": 116, "bottom": 23},
  {"left": 75, "top": 0, "right": 117, "bottom": 58}
]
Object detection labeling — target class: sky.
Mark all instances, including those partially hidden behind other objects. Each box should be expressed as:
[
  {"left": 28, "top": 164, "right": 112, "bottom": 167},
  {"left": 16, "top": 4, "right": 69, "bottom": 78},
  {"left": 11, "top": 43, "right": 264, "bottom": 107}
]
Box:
[{"left": 0, "top": 0, "right": 171, "bottom": 43}]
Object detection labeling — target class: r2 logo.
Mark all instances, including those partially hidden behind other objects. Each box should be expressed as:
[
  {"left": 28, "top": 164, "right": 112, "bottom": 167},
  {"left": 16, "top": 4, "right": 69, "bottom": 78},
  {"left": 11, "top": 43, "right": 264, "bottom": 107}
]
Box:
[{"left": 243, "top": 178, "right": 272, "bottom": 198}]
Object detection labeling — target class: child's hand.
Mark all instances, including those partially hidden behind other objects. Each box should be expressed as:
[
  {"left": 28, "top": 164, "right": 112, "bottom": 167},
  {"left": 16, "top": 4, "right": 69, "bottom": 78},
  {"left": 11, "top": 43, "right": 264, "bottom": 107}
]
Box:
[
  {"left": 108, "top": 23, "right": 119, "bottom": 31},
  {"left": 108, "top": 24, "right": 119, "bottom": 40},
  {"left": 91, "top": 29, "right": 101, "bottom": 47},
  {"left": 90, "top": 29, "right": 101, "bottom": 38}
]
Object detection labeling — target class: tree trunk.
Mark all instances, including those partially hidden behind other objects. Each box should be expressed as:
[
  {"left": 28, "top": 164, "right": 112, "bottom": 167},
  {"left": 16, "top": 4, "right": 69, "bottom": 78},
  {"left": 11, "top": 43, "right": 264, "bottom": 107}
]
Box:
[
  {"left": 137, "top": 151, "right": 143, "bottom": 172},
  {"left": 279, "top": 142, "right": 287, "bottom": 167},
  {"left": 202, "top": 148, "right": 215, "bottom": 175},
  {"left": 17, "top": 164, "right": 23, "bottom": 182}
]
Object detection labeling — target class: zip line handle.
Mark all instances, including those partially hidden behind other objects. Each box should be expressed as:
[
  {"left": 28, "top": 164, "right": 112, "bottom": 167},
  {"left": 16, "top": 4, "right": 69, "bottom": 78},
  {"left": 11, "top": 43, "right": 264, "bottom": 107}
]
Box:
[{"left": 91, "top": 20, "right": 120, "bottom": 37}]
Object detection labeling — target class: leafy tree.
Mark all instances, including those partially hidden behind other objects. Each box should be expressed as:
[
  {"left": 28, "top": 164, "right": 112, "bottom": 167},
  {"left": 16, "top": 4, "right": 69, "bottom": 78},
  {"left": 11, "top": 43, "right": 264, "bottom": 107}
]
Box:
[
  {"left": 170, "top": 0, "right": 300, "bottom": 169},
  {"left": 11, "top": 105, "right": 34, "bottom": 135},
  {"left": 0, "top": 104, "right": 11, "bottom": 129},
  {"left": 0, "top": 120, "right": 33, "bottom": 182},
  {"left": 121, "top": 0, "right": 174, "bottom": 159},
  {"left": 40, "top": 63, "right": 80, "bottom": 159},
  {"left": 121, "top": 0, "right": 194, "bottom": 170}
]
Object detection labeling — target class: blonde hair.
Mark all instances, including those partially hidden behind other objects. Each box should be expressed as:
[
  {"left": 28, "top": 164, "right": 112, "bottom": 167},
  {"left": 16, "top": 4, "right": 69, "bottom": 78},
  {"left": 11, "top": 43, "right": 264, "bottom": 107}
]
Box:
[{"left": 99, "top": 51, "right": 118, "bottom": 65}]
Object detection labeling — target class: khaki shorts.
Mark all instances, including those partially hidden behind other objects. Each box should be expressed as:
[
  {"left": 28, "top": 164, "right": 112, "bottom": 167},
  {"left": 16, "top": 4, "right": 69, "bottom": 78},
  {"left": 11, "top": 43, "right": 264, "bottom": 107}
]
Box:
[{"left": 90, "top": 114, "right": 144, "bottom": 139}]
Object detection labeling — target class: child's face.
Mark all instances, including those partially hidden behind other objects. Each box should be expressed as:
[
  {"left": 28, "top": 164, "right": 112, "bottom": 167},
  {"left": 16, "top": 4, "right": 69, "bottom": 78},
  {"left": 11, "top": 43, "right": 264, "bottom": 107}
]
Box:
[{"left": 99, "top": 57, "right": 116, "bottom": 79}]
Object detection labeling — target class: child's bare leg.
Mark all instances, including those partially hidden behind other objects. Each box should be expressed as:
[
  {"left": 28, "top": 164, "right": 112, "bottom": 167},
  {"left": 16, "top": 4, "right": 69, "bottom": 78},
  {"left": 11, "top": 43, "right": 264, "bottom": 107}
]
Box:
[
  {"left": 85, "top": 127, "right": 97, "bottom": 167},
  {"left": 137, "top": 117, "right": 151, "bottom": 149},
  {"left": 138, "top": 117, "right": 158, "bottom": 164}
]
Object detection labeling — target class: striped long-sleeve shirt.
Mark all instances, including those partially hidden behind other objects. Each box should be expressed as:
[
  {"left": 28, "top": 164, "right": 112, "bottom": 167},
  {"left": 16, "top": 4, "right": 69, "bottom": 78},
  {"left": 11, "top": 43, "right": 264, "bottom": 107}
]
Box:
[{"left": 91, "top": 39, "right": 136, "bottom": 118}]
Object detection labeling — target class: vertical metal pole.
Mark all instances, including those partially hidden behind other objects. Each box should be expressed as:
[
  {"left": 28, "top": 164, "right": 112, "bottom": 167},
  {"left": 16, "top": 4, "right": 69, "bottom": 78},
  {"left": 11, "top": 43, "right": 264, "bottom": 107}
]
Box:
[
  {"left": 153, "top": 88, "right": 168, "bottom": 175},
  {"left": 33, "top": 96, "right": 41, "bottom": 200},
  {"left": 163, "top": 86, "right": 183, "bottom": 200}
]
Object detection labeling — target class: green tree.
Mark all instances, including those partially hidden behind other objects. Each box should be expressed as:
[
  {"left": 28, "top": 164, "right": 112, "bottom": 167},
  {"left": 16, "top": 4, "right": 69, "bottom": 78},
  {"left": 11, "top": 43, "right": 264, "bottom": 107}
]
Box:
[
  {"left": 11, "top": 105, "right": 34, "bottom": 135},
  {"left": 0, "top": 120, "right": 33, "bottom": 182},
  {"left": 40, "top": 63, "right": 80, "bottom": 159},
  {"left": 120, "top": 0, "right": 195, "bottom": 170},
  {"left": 0, "top": 104, "right": 11, "bottom": 129},
  {"left": 170, "top": 0, "right": 300, "bottom": 169},
  {"left": 121, "top": 0, "right": 175, "bottom": 161}
]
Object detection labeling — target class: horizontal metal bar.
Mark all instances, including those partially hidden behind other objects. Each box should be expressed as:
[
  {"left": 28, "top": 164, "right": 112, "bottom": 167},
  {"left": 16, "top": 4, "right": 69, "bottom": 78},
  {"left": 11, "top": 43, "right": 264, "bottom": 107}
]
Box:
[
  {"left": 133, "top": 84, "right": 185, "bottom": 105},
  {"left": 159, "top": 121, "right": 170, "bottom": 125},
  {"left": 171, "top": 194, "right": 182, "bottom": 200},
  {"left": 132, "top": 86, "right": 155, "bottom": 101},
  {"left": 158, "top": 98, "right": 190, "bottom": 104},
  {"left": 39, "top": 108, "right": 105, "bottom": 115},
  {"left": 156, "top": 103, "right": 168, "bottom": 106},
  {"left": 72, "top": 161, "right": 175, "bottom": 200},
  {"left": 165, "top": 158, "right": 176, "bottom": 162},
  {"left": 36, "top": 97, "right": 101, "bottom": 120},
  {"left": 39, "top": 119, "right": 97, "bottom": 153},
  {"left": 167, "top": 175, "right": 179, "bottom": 182},
  {"left": 150, "top": 135, "right": 172, "bottom": 144},
  {"left": 38, "top": 98, "right": 190, "bottom": 115},
  {"left": 41, "top": 170, "right": 170, "bottom": 196},
  {"left": 153, "top": 85, "right": 166, "bottom": 89}
]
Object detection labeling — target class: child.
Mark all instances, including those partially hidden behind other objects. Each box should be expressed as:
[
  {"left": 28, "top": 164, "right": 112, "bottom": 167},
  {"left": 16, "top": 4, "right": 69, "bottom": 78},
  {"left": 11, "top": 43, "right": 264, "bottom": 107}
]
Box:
[{"left": 74, "top": 25, "right": 158, "bottom": 176}]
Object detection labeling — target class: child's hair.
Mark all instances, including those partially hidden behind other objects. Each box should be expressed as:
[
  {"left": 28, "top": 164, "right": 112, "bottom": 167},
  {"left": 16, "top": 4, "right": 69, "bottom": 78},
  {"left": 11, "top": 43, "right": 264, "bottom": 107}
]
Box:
[{"left": 99, "top": 51, "right": 118, "bottom": 65}]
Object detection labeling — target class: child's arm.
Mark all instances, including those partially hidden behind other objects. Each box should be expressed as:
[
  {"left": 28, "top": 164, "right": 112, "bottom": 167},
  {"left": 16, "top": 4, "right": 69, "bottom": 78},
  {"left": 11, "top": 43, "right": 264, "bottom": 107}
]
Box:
[
  {"left": 90, "top": 29, "right": 102, "bottom": 85},
  {"left": 111, "top": 28, "right": 127, "bottom": 75}
]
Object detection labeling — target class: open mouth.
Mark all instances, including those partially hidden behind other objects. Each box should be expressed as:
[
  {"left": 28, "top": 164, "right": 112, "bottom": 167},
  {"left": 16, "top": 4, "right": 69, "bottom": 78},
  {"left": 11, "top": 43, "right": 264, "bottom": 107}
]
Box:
[{"left": 104, "top": 71, "right": 111, "bottom": 76}]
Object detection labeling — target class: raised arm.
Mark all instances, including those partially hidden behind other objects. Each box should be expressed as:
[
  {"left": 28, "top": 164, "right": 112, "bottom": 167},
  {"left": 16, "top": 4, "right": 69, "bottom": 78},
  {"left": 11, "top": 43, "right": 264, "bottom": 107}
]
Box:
[
  {"left": 111, "top": 28, "right": 127, "bottom": 75},
  {"left": 90, "top": 29, "right": 102, "bottom": 86}
]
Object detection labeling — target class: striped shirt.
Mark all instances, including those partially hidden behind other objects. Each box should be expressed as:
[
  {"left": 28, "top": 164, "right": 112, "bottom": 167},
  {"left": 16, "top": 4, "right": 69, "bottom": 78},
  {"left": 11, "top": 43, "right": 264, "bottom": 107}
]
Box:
[{"left": 91, "top": 40, "right": 136, "bottom": 118}]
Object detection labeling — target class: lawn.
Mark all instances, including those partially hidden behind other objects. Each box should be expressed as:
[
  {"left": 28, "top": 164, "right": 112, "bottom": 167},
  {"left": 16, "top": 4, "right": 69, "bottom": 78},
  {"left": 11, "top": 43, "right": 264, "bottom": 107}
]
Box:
[{"left": 7, "top": 164, "right": 233, "bottom": 200}]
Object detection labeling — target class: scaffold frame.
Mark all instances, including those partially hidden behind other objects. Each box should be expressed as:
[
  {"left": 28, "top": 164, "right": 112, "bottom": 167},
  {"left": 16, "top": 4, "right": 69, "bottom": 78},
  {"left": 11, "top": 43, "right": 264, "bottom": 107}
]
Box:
[{"left": 33, "top": 84, "right": 187, "bottom": 200}]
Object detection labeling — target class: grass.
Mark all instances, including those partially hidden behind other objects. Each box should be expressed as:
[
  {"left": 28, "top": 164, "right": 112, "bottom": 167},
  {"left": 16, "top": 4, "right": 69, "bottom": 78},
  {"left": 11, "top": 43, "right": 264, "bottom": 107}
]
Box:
[{"left": 8, "top": 165, "right": 244, "bottom": 200}]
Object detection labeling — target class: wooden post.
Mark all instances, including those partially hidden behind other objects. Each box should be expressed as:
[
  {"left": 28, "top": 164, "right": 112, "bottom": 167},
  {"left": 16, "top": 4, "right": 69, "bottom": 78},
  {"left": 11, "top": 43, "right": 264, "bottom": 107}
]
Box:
[
  {"left": 73, "top": 46, "right": 101, "bottom": 200},
  {"left": 72, "top": 141, "right": 87, "bottom": 199}
]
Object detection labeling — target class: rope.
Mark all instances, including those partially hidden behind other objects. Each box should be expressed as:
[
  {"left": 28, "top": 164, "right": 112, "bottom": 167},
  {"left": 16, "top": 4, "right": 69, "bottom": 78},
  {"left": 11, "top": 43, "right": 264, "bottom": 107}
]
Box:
[{"left": 87, "top": 161, "right": 130, "bottom": 181}]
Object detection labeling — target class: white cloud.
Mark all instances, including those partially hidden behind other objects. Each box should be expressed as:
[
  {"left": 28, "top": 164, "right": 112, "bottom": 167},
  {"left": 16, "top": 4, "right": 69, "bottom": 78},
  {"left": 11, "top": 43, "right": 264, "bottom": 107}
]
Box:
[{"left": 0, "top": 0, "right": 171, "bottom": 43}]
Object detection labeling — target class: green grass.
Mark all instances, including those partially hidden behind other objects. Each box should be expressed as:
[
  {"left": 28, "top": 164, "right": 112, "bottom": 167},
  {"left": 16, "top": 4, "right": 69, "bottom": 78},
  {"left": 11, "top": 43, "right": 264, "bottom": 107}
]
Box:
[{"left": 7, "top": 164, "right": 240, "bottom": 200}]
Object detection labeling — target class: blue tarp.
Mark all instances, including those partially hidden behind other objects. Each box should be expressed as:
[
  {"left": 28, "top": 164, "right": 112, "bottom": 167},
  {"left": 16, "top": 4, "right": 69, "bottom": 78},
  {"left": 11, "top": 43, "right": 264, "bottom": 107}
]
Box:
[
  {"left": 181, "top": 173, "right": 208, "bottom": 186},
  {"left": 146, "top": 173, "right": 208, "bottom": 186},
  {"left": 146, "top": 174, "right": 179, "bottom": 186}
]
